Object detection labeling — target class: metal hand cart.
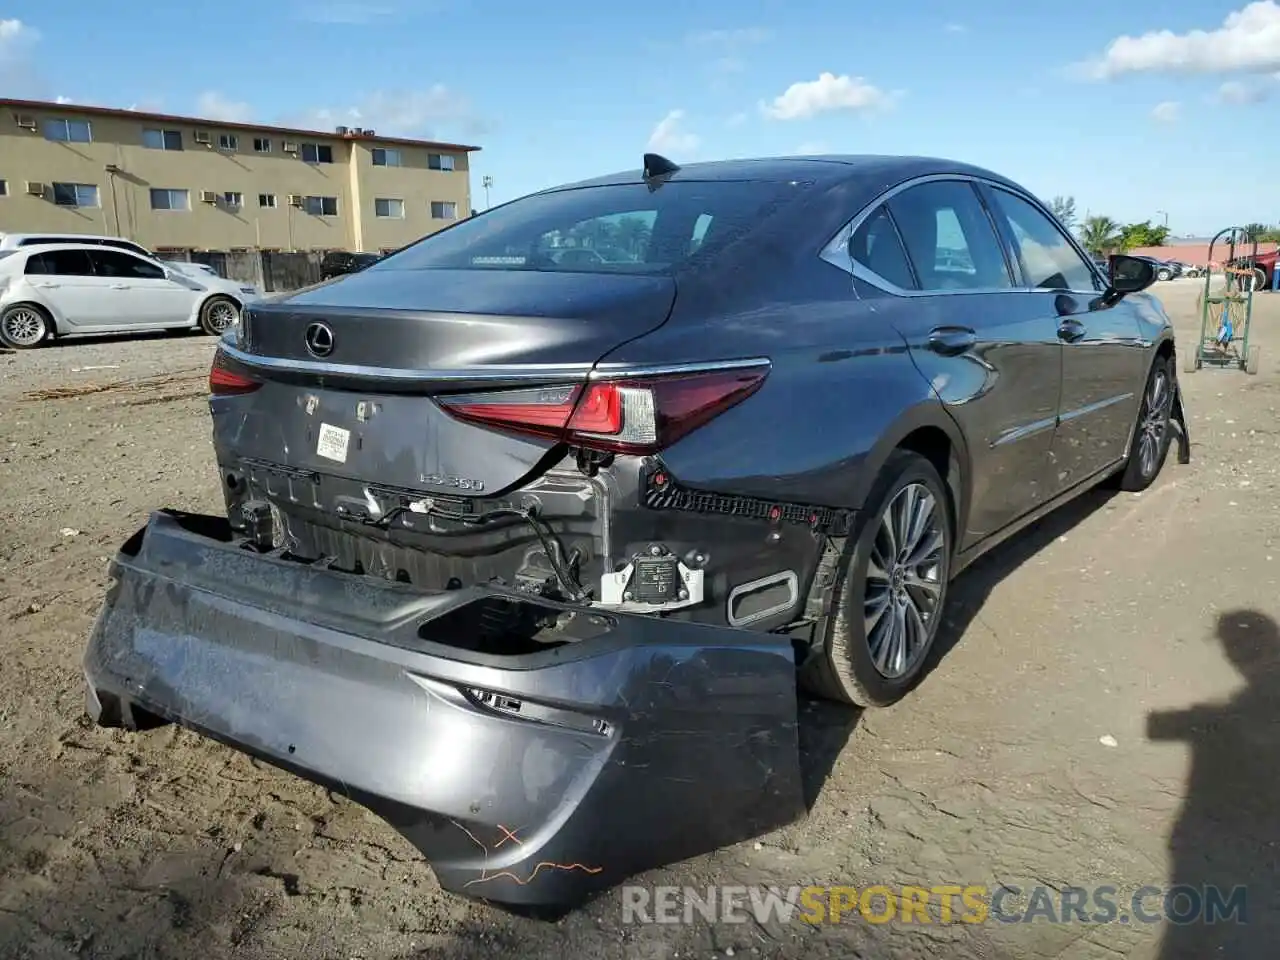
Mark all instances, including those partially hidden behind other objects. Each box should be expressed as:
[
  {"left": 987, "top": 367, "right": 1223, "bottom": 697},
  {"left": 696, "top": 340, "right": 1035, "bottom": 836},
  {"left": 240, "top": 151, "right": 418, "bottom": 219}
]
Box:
[{"left": 1185, "top": 226, "right": 1262, "bottom": 375}]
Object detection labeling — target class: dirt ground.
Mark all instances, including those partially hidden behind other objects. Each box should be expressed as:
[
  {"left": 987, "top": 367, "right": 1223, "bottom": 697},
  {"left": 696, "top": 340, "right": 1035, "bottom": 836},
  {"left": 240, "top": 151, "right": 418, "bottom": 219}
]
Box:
[{"left": 1, "top": 280, "right": 1278, "bottom": 960}]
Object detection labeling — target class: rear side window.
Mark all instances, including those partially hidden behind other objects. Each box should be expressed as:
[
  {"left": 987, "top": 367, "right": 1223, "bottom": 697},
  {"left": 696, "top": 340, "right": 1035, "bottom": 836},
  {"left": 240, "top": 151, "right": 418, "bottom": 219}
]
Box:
[
  {"left": 887, "top": 181, "right": 1012, "bottom": 291},
  {"left": 850, "top": 205, "right": 916, "bottom": 290},
  {"left": 88, "top": 249, "right": 166, "bottom": 279},
  {"left": 101, "top": 238, "right": 152, "bottom": 259},
  {"left": 25, "top": 250, "right": 93, "bottom": 276},
  {"left": 375, "top": 180, "right": 810, "bottom": 275}
]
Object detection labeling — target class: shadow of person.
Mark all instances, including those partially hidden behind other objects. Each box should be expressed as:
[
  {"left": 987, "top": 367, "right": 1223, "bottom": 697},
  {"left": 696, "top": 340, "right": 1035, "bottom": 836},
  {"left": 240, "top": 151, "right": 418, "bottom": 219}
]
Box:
[{"left": 1149, "top": 609, "right": 1280, "bottom": 959}]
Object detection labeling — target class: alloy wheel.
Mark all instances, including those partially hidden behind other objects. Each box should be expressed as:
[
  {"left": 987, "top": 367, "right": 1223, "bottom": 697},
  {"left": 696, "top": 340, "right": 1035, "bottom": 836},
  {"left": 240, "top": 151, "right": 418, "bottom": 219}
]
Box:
[
  {"left": 206, "top": 300, "right": 238, "bottom": 332},
  {"left": 864, "top": 483, "right": 946, "bottom": 679},
  {"left": 1, "top": 308, "right": 46, "bottom": 347},
  {"left": 1138, "top": 368, "right": 1171, "bottom": 478}
]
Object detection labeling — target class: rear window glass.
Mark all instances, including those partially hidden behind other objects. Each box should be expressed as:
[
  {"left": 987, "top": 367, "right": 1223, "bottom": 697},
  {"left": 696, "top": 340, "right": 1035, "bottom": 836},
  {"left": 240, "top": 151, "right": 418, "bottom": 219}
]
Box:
[{"left": 374, "top": 180, "right": 809, "bottom": 275}]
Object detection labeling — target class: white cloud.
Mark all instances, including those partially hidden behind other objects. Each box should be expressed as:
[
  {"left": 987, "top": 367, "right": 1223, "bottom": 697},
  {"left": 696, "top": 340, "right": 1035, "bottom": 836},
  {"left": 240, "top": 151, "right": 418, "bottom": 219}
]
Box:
[
  {"left": 297, "top": 3, "right": 396, "bottom": 24},
  {"left": 647, "top": 109, "right": 700, "bottom": 154},
  {"left": 1215, "top": 79, "right": 1270, "bottom": 102},
  {"left": 54, "top": 94, "right": 72, "bottom": 104},
  {"left": 759, "top": 72, "right": 895, "bottom": 120},
  {"left": 0, "top": 17, "right": 37, "bottom": 46},
  {"left": 1151, "top": 100, "right": 1181, "bottom": 121},
  {"left": 1080, "top": 0, "right": 1280, "bottom": 78},
  {"left": 300, "top": 86, "right": 485, "bottom": 139},
  {"left": 196, "top": 91, "right": 254, "bottom": 123},
  {"left": 945, "top": 23, "right": 967, "bottom": 33},
  {"left": 0, "top": 18, "right": 42, "bottom": 94}
]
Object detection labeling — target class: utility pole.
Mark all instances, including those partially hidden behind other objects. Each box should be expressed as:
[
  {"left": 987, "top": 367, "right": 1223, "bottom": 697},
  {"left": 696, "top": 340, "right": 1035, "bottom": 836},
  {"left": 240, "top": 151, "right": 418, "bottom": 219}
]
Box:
[
  {"left": 1156, "top": 209, "right": 1169, "bottom": 228},
  {"left": 482, "top": 175, "right": 493, "bottom": 209}
]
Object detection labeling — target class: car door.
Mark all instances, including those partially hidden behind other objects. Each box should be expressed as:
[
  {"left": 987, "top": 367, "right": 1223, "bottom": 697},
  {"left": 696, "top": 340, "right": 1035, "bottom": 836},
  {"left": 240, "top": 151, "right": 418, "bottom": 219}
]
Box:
[
  {"left": 22, "top": 249, "right": 109, "bottom": 329},
  {"left": 854, "top": 178, "right": 1065, "bottom": 548},
  {"left": 86, "top": 249, "right": 195, "bottom": 325},
  {"left": 980, "top": 185, "right": 1149, "bottom": 491}
]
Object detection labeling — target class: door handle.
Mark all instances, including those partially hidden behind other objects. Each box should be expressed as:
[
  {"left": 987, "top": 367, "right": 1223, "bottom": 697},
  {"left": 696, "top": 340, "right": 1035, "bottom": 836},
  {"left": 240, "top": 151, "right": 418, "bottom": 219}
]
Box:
[
  {"left": 110, "top": 283, "right": 130, "bottom": 289},
  {"left": 1058, "top": 319, "right": 1086, "bottom": 343},
  {"left": 927, "top": 326, "right": 977, "bottom": 356}
]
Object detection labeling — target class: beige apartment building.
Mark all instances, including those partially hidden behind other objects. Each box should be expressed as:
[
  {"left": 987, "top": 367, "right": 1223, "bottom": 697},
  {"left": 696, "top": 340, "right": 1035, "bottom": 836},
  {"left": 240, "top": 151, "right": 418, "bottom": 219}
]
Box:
[{"left": 0, "top": 98, "right": 479, "bottom": 255}]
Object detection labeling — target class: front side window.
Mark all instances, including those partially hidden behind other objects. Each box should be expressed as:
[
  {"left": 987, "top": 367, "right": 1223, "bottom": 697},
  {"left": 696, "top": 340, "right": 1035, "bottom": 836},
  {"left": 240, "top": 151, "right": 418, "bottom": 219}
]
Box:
[
  {"left": 51, "top": 183, "right": 99, "bottom": 207},
  {"left": 377, "top": 180, "right": 809, "bottom": 275},
  {"left": 150, "top": 188, "right": 190, "bottom": 211},
  {"left": 25, "top": 249, "right": 94, "bottom": 276},
  {"left": 988, "top": 188, "right": 1100, "bottom": 292},
  {"left": 886, "top": 180, "right": 1012, "bottom": 291},
  {"left": 88, "top": 249, "right": 166, "bottom": 280},
  {"left": 44, "top": 118, "right": 92, "bottom": 143},
  {"left": 142, "top": 128, "right": 183, "bottom": 150}
]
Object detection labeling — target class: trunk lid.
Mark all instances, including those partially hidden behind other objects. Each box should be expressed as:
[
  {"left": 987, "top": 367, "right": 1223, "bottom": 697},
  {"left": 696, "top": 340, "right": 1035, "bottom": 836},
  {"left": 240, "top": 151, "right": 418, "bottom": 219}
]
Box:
[{"left": 217, "top": 268, "right": 677, "bottom": 498}]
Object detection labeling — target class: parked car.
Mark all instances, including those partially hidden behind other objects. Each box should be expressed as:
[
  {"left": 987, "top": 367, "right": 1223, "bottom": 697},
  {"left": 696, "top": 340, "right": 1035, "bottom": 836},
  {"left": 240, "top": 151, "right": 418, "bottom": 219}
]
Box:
[
  {"left": 0, "top": 231, "right": 154, "bottom": 259},
  {"left": 162, "top": 259, "right": 220, "bottom": 279},
  {"left": 1154, "top": 260, "right": 1181, "bottom": 281},
  {"left": 0, "top": 243, "right": 261, "bottom": 348},
  {"left": 319, "top": 250, "right": 383, "bottom": 280},
  {"left": 83, "top": 153, "right": 1187, "bottom": 908}
]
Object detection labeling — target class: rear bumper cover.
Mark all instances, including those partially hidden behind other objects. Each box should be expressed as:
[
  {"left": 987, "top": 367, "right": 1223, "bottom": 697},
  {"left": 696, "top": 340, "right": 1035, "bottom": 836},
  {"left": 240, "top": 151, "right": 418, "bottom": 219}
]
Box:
[{"left": 83, "top": 510, "right": 805, "bottom": 907}]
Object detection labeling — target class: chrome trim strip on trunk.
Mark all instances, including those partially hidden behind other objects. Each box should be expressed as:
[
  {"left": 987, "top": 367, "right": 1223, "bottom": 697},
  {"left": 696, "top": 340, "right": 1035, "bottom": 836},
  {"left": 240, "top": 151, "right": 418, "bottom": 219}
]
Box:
[{"left": 217, "top": 340, "right": 772, "bottom": 385}]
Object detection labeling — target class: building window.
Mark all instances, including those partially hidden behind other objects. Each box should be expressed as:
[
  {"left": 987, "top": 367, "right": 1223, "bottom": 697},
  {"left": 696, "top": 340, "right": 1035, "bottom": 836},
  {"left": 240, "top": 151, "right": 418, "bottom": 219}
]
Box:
[
  {"left": 44, "top": 118, "right": 93, "bottom": 143},
  {"left": 375, "top": 197, "right": 404, "bottom": 218},
  {"left": 300, "top": 143, "right": 334, "bottom": 164},
  {"left": 258, "top": 193, "right": 277, "bottom": 208},
  {"left": 218, "top": 134, "right": 239, "bottom": 151},
  {"left": 142, "top": 128, "right": 184, "bottom": 151},
  {"left": 430, "top": 201, "right": 457, "bottom": 220},
  {"left": 253, "top": 138, "right": 271, "bottom": 153},
  {"left": 0, "top": 180, "right": 7, "bottom": 197},
  {"left": 51, "top": 182, "right": 99, "bottom": 207},
  {"left": 150, "top": 188, "right": 191, "bottom": 211},
  {"left": 304, "top": 195, "right": 338, "bottom": 216},
  {"left": 222, "top": 191, "right": 244, "bottom": 207},
  {"left": 371, "top": 148, "right": 402, "bottom": 167},
  {"left": 428, "top": 153, "right": 455, "bottom": 171}
]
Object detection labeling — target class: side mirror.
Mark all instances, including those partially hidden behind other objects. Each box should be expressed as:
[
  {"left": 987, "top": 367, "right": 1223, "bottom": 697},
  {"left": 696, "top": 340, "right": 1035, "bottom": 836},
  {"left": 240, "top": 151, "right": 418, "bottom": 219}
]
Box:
[{"left": 1096, "top": 254, "right": 1156, "bottom": 308}]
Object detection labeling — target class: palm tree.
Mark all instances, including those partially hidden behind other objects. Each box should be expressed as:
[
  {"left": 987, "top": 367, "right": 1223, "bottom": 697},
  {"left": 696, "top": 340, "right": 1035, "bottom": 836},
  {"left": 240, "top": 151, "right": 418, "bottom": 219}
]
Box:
[{"left": 1080, "top": 216, "right": 1122, "bottom": 256}]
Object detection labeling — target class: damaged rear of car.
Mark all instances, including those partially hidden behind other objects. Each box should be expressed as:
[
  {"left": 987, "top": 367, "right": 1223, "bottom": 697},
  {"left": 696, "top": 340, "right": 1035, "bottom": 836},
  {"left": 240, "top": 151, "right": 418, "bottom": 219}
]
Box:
[{"left": 84, "top": 164, "right": 831, "bottom": 907}]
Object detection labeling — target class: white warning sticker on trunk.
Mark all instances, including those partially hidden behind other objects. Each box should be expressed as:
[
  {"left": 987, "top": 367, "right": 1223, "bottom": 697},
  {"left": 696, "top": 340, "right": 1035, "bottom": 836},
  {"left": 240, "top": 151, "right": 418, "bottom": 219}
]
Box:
[{"left": 316, "top": 423, "right": 351, "bottom": 463}]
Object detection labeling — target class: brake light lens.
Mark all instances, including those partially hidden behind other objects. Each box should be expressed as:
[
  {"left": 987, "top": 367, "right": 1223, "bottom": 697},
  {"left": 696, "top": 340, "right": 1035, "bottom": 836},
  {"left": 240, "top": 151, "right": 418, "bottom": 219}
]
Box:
[
  {"left": 208, "top": 350, "right": 262, "bottom": 395},
  {"left": 436, "top": 364, "right": 769, "bottom": 454}
]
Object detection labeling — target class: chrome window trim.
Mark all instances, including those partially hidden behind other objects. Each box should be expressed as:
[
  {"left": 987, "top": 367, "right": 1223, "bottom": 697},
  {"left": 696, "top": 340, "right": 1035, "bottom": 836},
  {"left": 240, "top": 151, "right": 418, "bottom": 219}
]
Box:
[
  {"left": 981, "top": 183, "right": 1107, "bottom": 296},
  {"left": 218, "top": 338, "right": 770, "bottom": 384},
  {"left": 818, "top": 172, "right": 1105, "bottom": 299}
]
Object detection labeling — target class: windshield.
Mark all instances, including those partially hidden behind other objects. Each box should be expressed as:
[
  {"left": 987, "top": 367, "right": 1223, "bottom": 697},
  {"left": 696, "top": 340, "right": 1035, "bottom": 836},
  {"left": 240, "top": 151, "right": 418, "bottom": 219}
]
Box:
[{"left": 372, "top": 180, "right": 809, "bottom": 275}]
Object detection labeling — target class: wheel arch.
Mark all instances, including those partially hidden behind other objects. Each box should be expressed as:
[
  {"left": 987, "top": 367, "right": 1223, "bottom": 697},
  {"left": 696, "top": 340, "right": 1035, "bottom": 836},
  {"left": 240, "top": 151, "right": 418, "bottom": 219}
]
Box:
[
  {"left": 2, "top": 299, "right": 59, "bottom": 338},
  {"left": 851, "top": 401, "right": 971, "bottom": 548}
]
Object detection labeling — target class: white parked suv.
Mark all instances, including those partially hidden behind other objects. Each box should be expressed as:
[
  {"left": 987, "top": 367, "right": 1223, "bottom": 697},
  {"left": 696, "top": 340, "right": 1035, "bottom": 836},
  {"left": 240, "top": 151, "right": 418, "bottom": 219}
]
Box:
[{"left": 0, "top": 243, "right": 261, "bottom": 349}]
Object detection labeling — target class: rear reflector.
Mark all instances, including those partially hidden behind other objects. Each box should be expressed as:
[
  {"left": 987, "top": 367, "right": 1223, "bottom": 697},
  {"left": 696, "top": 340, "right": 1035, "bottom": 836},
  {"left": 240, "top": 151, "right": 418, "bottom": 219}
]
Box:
[
  {"left": 209, "top": 350, "right": 262, "bottom": 395},
  {"left": 436, "top": 364, "right": 769, "bottom": 454}
]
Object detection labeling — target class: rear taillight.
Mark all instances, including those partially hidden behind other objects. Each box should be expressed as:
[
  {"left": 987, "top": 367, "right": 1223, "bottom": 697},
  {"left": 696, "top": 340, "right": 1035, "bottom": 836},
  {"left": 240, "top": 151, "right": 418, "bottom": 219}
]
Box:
[
  {"left": 436, "top": 364, "right": 769, "bottom": 454},
  {"left": 209, "top": 351, "right": 262, "bottom": 396}
]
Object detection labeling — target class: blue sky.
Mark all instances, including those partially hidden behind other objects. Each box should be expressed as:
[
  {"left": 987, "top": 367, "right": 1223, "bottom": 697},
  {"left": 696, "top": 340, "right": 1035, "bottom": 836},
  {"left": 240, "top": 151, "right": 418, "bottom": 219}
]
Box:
[{"left": 2, "top": 0, "right": 1279, "bottom": 235}]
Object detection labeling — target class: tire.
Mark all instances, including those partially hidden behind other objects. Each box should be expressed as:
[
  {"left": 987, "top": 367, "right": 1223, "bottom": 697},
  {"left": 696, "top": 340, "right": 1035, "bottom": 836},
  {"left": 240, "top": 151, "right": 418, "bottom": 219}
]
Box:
[
  {"left": 199, "top": 295, "right": 240, "bottom": 337},
  {"left": 1246, "top": 345, "right": 1261, "bottom": 376},
  {"left": 799, "top": 450, "right": 953, "bottom": 707},
  {"left": 0, "top": 303, "right": 51, "bottom": 349},
  {"left": 1116, "top": 355, "right": 1175, "bottom": 492},
  {"left": 1157, "top": 268, "right": 1172, "bottom": 281},
  {"left": 1183, "top": 347, "right": 1200, "bottom": 374}
]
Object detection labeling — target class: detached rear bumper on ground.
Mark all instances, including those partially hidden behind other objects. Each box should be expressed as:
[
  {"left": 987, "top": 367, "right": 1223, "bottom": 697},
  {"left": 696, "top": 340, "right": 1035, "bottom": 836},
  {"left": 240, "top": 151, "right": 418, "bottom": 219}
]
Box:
[{"left": 83, "top": 510, "right": 806, "bottom": 908}]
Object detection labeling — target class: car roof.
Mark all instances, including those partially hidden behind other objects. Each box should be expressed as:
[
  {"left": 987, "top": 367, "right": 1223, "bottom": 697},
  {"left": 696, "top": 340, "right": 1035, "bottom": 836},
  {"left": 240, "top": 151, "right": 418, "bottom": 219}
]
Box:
[
  {"left": 539, "top": 154, "right": 1023, "bottom": 193},
  {"left": 7, "top": 242, "right": 158, "bottom": 258},
  {"left": 0, "top": 232, "right": 146, "bottom": 245}
]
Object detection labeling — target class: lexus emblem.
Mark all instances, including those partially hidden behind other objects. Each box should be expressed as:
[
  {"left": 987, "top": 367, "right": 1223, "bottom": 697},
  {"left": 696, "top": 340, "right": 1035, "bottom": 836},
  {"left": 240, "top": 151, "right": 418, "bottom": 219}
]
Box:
[{"left": 304, "top": 321, "right": 334, "bottom": 358}]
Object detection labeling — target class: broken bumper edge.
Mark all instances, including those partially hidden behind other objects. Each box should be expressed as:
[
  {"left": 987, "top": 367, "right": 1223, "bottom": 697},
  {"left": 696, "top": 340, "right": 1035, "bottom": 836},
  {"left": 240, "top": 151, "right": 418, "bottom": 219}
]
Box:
[{"left": 82, "top": 510, "right": 805, "bottom": 909}]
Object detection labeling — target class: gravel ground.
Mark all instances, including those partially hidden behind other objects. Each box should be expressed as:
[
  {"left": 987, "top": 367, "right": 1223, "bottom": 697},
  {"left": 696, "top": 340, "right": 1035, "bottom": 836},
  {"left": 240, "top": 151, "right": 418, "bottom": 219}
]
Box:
[{"left": 2, "top": 281, "right": 1278, "bottom": 960}]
